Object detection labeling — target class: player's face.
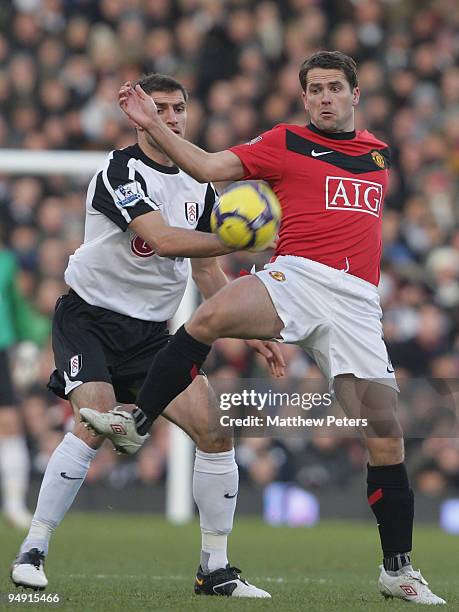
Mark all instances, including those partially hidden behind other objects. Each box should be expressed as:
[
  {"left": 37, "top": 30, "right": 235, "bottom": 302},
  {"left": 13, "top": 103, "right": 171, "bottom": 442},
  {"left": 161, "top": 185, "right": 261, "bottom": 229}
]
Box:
[
  {"left": 302, "top": 68, "right": 359, "bottom": 133},
  {"left": 141, "top": 90, "right": 187, "bottom": 148}
]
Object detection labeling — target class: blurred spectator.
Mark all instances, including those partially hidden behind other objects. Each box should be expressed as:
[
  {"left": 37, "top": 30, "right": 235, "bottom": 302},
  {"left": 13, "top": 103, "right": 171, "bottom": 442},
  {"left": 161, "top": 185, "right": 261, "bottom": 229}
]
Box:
[{"left": 0, "top": 244, "right": 50, "bottom": 528}]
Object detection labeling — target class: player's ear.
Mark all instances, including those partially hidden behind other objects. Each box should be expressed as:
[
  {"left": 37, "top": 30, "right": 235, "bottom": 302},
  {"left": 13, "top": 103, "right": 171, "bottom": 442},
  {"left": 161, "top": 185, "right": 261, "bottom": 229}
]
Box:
[{"left": 352, "top": 87, "right": 360, "bottom": 106}]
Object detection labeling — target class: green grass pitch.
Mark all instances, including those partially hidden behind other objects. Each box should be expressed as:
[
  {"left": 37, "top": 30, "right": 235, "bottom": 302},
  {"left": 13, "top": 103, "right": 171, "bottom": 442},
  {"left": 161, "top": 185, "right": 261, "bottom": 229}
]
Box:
[{"left": 1, "top": 514, "right": 457, "bottom": 611}]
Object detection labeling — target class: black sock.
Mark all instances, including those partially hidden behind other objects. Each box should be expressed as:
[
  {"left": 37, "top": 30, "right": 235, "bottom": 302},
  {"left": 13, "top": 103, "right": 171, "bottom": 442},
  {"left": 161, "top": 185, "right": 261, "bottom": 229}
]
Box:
[
  {"left": 367, "top": 462, "right": 414, "bottom": 571},
  {"left": 135, "top": 325, "right": 211, "bottom": 434}
]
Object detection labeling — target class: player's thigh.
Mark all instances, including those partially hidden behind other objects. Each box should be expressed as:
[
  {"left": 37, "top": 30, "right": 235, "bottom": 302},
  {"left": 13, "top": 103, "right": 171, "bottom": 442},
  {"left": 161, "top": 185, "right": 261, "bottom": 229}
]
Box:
[
  {"left": 111, "top": 323, "right": 170, "bottom": 405},
  {"left": 48, "top": 293, "right": 113, "bottom": 401},
  {"left": 161, "top": 375, "right": 233, "bottom": 452},
  {"left": 50, "top": 295, "right": 118, "bottom": 447},
  {"left": 189, "top": 275, "right": 284, "bottom": 342}
]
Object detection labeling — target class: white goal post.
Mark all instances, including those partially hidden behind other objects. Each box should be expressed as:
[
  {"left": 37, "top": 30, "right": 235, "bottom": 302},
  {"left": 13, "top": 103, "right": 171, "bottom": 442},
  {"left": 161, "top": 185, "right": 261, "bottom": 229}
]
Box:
[{"left": 1, "top": 149, "right": 195, "bottom": 523}]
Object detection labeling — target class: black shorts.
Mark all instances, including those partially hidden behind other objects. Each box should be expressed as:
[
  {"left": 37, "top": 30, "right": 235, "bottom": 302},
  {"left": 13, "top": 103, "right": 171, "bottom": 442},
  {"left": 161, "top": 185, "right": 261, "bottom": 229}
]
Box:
[
  {"left": 0, "top": 349, "right": 16, "bottom": 407},
  {"left": 47, "top": 291, "right": 170, "bottom": 404}
]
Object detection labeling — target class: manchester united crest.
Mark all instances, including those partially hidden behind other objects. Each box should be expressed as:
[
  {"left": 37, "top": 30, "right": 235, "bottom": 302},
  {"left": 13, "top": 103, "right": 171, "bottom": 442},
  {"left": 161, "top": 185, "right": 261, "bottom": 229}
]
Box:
[
  {"left": 269, "top": 271, "right": 286, "bottom": 282},
  {"left": 371, "top": 150, "right": 385, "bottom": 169}
]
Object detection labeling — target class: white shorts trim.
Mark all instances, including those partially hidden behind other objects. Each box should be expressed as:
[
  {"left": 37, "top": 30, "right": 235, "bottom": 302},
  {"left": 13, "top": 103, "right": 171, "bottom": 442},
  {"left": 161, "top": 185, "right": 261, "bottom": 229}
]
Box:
[
  {"left": 255, "top": 255, "right": 398, "bottom": 391},
  {"left": 64, "top": 372, "right": 84, "bottom": 396}
]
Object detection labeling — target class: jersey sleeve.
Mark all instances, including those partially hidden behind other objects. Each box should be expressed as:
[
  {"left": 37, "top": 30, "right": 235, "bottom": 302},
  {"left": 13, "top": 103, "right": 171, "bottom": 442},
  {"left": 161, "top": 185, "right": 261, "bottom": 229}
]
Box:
[
  {"left": 91, "top": 150, "right": 159, "bottom": 231},
  {"left": 195, "top": 183, "right": 216, "bottom": 233},
  {"left": 228, "top": 126, "right": 285, "bottom": 182}
]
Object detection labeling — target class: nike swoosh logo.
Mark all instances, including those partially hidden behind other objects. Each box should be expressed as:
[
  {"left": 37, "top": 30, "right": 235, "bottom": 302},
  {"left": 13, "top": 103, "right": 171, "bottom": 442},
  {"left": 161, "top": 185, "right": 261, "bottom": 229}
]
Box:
[
  {"left": 60, "top": 471, "right": 83, "bottom": 480},
  {"left": 224, "top": 492, "right": 238, "bottom": 499},
  {"left": 387, "top": 366, "right": 395, "bottom": 373},
  {"left": 311, "top": 149, "right": 333, "bottom": 157},
  {"left": 196, "top": 578, "right": 204, "bottom": 586}
]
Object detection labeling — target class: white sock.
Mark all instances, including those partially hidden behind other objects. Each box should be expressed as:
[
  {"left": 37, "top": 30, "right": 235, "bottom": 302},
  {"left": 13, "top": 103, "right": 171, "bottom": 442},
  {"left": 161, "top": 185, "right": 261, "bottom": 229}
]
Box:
[
  {"left": 193, "top": 448, "right": 238, "bottom": 573},
  {"left": 20, "top": 432, "right": 97, "bottom": 555},
  {"left": 0, "top": 435, "right": 30, "bottom": 515}
]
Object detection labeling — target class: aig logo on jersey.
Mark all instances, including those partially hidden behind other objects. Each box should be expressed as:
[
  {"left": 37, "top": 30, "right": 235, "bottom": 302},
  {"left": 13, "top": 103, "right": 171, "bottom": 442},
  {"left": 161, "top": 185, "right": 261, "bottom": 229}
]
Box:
[
  {"left": 114, "top": 181, "right": 142, "bottom": 208},
  {"left": 185, "top": 202, "right": 198, "bottom": 224},
  {"left": 326, "top": 176, "right": 383, "bottom": 218}
]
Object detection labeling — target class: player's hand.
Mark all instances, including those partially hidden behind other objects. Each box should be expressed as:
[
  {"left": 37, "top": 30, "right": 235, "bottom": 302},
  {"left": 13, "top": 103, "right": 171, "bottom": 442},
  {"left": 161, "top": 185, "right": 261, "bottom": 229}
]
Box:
[
  {"left": 245, "top": 339, "right": 286, "bottom": 378},
  {"left": 119, "top": 82, "right": 158, "bottom": 129}
]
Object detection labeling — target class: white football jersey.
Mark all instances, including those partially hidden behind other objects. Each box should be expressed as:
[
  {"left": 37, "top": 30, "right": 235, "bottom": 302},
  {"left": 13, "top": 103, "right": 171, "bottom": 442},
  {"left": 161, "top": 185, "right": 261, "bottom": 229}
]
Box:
[{"left": 65, "top": 144, "right": 216, "bottom": 321}]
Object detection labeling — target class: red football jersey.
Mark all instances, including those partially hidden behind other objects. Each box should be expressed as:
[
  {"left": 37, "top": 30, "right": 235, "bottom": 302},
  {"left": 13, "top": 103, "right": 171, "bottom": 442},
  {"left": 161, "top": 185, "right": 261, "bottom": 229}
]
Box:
[{"left": 229, "top": 123, "right": 390, "bottom": 286}]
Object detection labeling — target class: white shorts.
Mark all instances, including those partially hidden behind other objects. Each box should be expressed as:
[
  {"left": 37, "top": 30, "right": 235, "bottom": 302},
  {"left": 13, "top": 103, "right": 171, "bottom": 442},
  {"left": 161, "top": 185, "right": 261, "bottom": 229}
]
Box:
[{"left": 255, "top": 255, "right": 398, "bottom": 391}]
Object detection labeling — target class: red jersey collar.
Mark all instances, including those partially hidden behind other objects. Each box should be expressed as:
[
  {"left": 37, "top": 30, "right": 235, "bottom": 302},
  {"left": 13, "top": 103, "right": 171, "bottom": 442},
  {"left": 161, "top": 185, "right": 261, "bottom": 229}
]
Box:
[{"left": 306, "top": 122, "right": 356, "bottom": 140}]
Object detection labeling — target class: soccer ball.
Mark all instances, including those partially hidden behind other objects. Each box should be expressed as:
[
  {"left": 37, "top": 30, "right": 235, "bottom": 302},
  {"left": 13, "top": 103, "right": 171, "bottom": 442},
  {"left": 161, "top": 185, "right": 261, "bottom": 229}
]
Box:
[{"left": 210, "top": 181, "right": 281, "bottom": 251}]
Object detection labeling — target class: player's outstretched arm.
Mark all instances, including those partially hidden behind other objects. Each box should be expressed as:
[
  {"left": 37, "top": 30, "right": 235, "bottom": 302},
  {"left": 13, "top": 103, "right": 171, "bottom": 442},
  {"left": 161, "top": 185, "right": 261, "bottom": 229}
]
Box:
[
  {"left": 119, "top": 82, "right": 244, "bottom": 183},
  {"left": 130, "top": 211, "right": 235, "bottom": 258}
]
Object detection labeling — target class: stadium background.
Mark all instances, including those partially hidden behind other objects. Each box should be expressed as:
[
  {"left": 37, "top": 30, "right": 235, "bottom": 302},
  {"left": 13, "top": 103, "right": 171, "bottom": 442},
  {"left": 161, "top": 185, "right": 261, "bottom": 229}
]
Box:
[{"left": 1, "top": 0, "right": 459, "bottom": 525}]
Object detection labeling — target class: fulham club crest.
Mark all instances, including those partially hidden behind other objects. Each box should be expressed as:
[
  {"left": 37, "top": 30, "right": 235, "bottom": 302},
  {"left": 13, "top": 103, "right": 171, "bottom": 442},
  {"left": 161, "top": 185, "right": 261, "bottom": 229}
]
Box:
[
  {"left": 69, "top": 354, "right": 82, "bottom": 378},
  {"left": 185, "top": 202, "right": 198, "bottom": 225}
]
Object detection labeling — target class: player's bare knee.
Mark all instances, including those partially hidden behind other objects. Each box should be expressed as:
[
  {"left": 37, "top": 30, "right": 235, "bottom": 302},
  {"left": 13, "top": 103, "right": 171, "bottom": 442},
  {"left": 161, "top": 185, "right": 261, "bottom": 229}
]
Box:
[
  {"left": 70, "top": 382, "right": 117, "bottom": 415},
  {"left": 188, "top": 303, "right": 222, "bottom": 343}
]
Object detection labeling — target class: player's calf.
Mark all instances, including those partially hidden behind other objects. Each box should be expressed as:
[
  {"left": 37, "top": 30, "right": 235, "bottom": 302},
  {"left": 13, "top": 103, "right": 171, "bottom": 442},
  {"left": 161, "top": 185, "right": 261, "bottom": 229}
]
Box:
[
  {"left": 73, "top": 420, "right": 105, "bottom": 450},
  {"left": 181, "top": 409, "right": 232, "bottom": 453},
  {"left": 366, "top": 436, "right": 404, "bottom": 466}
]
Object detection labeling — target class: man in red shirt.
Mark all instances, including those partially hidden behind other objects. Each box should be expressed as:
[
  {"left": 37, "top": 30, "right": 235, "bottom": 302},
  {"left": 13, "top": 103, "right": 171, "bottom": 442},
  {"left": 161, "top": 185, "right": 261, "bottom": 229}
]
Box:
[{"left": 83, "top": 52, "right": 445, "bottom": 605}]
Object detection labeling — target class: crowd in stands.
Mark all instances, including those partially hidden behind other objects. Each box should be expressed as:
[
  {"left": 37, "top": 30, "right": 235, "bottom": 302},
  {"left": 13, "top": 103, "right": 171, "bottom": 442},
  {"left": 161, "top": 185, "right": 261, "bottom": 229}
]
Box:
[{"left": 1, "top": 0, "right": 459, "bottom": 501}]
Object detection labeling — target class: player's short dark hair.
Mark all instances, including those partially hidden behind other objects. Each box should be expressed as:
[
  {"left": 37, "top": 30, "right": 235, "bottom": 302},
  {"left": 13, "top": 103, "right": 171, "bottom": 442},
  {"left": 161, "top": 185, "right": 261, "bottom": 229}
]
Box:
[
  {"left": 135, "top": 73, "right": 189, "bottom": 102},
  {"left": 299, "top": 51, "right": 358, "bottom": 92}
]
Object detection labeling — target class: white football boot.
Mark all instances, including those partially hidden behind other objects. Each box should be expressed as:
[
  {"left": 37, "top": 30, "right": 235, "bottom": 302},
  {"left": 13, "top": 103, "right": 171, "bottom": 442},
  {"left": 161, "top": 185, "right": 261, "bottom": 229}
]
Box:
[
  {"left": 11, "top": 548, "right": 48, "bottom": 590},
  {"left": 379, "top": 564, "right": 446, "bottom": 605},
  {"left": 79, "top": 407, "right": 149, "bottom": 455},
  {"left": 194, "top": 564, "right": 271, "bottom": 598}
]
